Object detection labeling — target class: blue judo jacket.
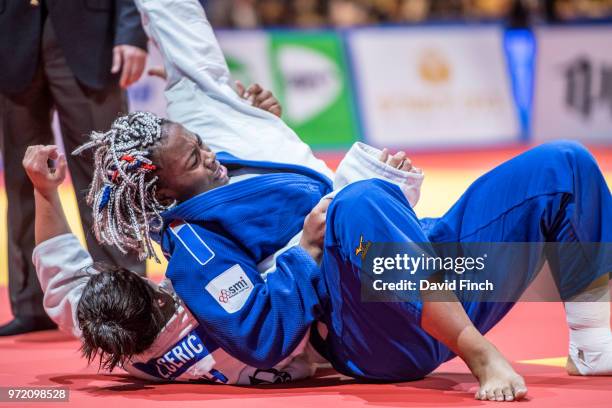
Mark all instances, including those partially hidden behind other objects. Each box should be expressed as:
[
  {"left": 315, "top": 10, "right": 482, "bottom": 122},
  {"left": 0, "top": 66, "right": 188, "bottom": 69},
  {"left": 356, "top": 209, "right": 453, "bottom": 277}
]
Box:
[{"left": 160, "top": 153, "right": 333, "bottom": 368}]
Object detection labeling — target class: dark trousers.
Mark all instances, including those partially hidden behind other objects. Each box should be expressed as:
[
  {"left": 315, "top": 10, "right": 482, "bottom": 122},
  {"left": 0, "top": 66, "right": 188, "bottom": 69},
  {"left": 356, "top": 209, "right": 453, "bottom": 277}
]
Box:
[{"left": 0, "top": 20, "right": 145, "bottom": 319}]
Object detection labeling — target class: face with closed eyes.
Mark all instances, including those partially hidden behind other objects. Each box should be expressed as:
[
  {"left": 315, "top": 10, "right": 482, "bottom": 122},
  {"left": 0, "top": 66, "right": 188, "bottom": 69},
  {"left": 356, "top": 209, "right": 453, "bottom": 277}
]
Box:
[{"left": 152, "top": 122, "right": 229, "bottom": 204}]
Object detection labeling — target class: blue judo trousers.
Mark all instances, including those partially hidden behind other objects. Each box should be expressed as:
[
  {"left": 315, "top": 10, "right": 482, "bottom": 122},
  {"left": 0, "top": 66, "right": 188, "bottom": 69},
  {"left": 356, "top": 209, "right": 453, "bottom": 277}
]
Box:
[{"left": 317, "top": 141, "right": 611, "bottom": 381}]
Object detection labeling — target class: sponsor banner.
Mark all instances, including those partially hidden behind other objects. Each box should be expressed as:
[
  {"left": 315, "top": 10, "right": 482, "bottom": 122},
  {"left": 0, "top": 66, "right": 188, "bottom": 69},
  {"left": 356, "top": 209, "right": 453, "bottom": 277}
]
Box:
[
  {"left": 46, "top": 33, "right": 355, "bottom": 155},
  {"left": 532, "top": 26, "right": 612, "bottom": 144},
  {"left": 269, "top": 31, "right": 358, "bottom": 147},
  {"left": 217, "top": 30, "right": 275, "bottom": 92},
  {"left": 218, "top": 30, "right": 358, "bottom": 148},
  {"left": 347, "top": 26, "right": 520, "bottom": 149}
]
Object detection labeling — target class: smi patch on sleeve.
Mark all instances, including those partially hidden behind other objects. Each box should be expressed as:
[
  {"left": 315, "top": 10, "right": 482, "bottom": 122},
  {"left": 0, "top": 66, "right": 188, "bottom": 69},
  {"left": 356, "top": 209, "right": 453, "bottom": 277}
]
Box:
[{"left": 205, "top": 264, "right": 254, "bottom": 313}]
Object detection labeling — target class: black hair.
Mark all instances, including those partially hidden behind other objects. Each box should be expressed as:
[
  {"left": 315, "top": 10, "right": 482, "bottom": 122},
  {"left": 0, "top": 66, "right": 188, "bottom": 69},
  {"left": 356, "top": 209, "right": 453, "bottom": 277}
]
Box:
[{"left": 77, "top": 263, "right": 166, "bottom": 371}]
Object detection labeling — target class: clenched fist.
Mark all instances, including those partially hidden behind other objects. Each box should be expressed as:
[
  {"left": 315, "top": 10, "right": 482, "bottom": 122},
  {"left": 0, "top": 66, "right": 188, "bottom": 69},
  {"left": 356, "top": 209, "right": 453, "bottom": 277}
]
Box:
[
  {"left": 379, "top": 148, "right": 418, "bottom": 172},
  {"left": 299, "top": 197, "right": 332, "bottom": 262},
  {"left": 22, "top": 145, "right": 67, "bottom": 198},
  {"left": 236, "top": 81, "right": 282, "bottom": 118}
]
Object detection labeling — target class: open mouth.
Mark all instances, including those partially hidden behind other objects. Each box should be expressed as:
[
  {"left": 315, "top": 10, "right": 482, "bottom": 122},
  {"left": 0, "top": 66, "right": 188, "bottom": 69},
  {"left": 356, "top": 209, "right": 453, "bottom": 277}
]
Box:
[{"left": 212, "top": 161, "right": 227, "bottom": 180}]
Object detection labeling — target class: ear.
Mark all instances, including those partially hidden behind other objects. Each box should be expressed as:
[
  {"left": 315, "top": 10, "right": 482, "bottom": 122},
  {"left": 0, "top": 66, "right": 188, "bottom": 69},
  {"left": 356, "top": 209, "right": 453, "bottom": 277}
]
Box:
[
  {"left": 156, "top": 296, "right": 167, "bottom": 308},
  {"left": 155, "top": 185, "right": 175, "bottom": 207}
]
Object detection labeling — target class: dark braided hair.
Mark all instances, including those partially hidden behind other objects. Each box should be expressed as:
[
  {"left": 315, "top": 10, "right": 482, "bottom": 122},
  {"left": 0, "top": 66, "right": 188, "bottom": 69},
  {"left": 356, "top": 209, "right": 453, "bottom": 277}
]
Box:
[{"left": 73, "top": 112, "right": 175, "bottom": 261}]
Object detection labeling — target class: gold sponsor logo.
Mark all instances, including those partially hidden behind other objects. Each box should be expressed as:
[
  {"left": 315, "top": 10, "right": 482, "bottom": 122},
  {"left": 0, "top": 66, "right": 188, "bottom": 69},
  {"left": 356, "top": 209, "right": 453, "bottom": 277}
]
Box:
[{"left": 419, "top": 49, "right": 451, "bottom": 84}]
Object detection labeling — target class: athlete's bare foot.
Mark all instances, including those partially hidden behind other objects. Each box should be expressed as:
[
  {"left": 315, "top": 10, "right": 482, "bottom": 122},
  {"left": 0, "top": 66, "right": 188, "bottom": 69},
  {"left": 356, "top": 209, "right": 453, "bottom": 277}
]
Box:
[{"left": 469, "top": 346, "right": 528, "bottom": 402}]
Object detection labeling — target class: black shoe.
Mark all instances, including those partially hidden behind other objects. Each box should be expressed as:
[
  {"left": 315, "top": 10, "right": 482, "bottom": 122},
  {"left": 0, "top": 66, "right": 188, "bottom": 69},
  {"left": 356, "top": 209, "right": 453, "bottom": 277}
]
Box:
[{"left": 0, "top": 316, "right": 57, "bottom": 336}]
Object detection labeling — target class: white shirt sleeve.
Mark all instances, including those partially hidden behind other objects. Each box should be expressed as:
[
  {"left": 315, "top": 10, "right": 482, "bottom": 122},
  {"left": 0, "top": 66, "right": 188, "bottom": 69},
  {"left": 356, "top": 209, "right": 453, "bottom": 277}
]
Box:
[
  {"left": 333, "top": 142, "right": 425, "bottom": 207},
  {"left": 32, "top": 234, "right": 94, "bottom": 338},
  {"left": 135, "top": 0, "right": 334, "bottom": 179}
]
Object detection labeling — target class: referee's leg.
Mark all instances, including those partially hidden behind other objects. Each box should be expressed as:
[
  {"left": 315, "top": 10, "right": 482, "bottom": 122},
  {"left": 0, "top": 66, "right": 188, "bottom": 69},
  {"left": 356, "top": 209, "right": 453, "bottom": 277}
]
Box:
[{"left": 0, "top": 66, "right": 57, "bottom": 335}]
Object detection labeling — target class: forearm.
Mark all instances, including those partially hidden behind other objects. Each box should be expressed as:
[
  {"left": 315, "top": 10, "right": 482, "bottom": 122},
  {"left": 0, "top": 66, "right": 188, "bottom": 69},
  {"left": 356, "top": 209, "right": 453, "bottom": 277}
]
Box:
[
  {"left": 33, "top": 234, "right": 93, "bottom": 338},
  {"left": 34, "top": 189, "right": 71, "bottom": 245},
  {"left": 173, "top": 244, "right": 325, "bottom": 368}
]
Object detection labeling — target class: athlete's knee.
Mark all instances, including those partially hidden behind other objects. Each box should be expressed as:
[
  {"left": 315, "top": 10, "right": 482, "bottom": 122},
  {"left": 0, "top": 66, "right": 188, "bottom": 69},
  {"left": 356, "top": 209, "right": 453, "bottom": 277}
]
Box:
[
  {"left": 326, "top": 178, "right": 420, "bottom": 246},
  {"left": 332, "top": 179, "right": 409, "bottom": 215},
  {"left": 327, "top": 180, "right": 390, "bottom": 240},
  {"left": 541, "top": 140, "right": 599, "bottom": 172}
]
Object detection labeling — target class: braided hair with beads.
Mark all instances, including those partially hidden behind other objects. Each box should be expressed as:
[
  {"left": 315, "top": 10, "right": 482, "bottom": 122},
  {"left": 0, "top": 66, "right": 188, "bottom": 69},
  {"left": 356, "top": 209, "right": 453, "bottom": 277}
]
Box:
[{"left": 73, "top": 111, "right": 175, "bottom": 262}]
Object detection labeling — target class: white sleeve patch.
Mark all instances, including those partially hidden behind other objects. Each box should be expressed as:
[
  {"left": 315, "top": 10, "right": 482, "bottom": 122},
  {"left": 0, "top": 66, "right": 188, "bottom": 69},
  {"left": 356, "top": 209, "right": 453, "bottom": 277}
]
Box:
[{"left": 205, "top": 265, "right": 254, "bottom": 314}]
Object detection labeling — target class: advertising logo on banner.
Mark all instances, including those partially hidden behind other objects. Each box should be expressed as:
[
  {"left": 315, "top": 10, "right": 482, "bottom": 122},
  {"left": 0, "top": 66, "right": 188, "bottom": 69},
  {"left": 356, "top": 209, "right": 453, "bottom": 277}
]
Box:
[
  {"left": 347, "top": 26, "right": 520, "bottom": 149},
  {"left": 218, "top": 30, "right": 358, "bottom": 148},
  {"left": 219, "top": 31, "right": 275, "bottom": 92},
  {"left": 533, "top": 27, "right": 612, "bottom": 144}
]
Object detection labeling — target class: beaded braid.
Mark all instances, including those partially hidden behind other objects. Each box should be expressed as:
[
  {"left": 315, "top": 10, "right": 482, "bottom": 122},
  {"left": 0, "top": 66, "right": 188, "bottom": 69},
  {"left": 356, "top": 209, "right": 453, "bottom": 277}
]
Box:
[{"left": 73, "top": 112, "right": 175, "bottom": 262}]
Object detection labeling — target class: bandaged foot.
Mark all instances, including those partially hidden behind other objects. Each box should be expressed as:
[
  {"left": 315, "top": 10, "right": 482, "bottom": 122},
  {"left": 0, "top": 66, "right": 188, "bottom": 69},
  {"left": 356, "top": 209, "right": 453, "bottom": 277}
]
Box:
[
  {"left": 566, "top": 328, "right": 612, "bottom": 375},
  {"left": 565, "top": 279, "right": 612, "bottom": 376}
]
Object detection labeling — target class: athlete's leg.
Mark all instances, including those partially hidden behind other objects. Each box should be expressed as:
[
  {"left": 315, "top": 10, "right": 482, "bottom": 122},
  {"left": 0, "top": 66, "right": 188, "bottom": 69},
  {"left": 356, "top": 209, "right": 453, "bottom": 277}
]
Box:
[
  {"left": 320, "top": 179, "right": 442, "bottom": 382},
  {"left": 319, "top": 179, "right": 526, "bottom": 401},
  {"left": 423, "top": 140, "right": 612, "bottom": 376}
]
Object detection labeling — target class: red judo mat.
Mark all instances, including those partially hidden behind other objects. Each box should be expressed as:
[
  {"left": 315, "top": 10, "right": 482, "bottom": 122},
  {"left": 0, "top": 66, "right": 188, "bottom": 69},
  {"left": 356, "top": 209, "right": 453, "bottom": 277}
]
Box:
[
  {"left": 0, "top": 145, "right": 611, "bottom": 408},
  {"left": 2, "top": 294, "right": 611, "bottom": 408}
]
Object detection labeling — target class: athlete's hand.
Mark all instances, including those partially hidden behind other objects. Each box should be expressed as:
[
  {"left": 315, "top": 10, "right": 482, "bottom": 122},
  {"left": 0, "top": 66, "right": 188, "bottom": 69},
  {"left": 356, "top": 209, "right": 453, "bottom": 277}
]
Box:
[
  {"left": 148, "top": 66, "right": 167, "bottom": 80},
  {"left": 300, "top": 198, "right": 332, "bottom": 262},
  {"left": 379, "top": 148, "right": 418, "bottom": 172},
  {"left": 112, "top": 45, "right": 148, "bottom": 88},
  {"left": 236, "top": 81, "right": 282, "bottom": 117},
  {"left": 23, "top": 145, "right": 68, "bottom": 198}
]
